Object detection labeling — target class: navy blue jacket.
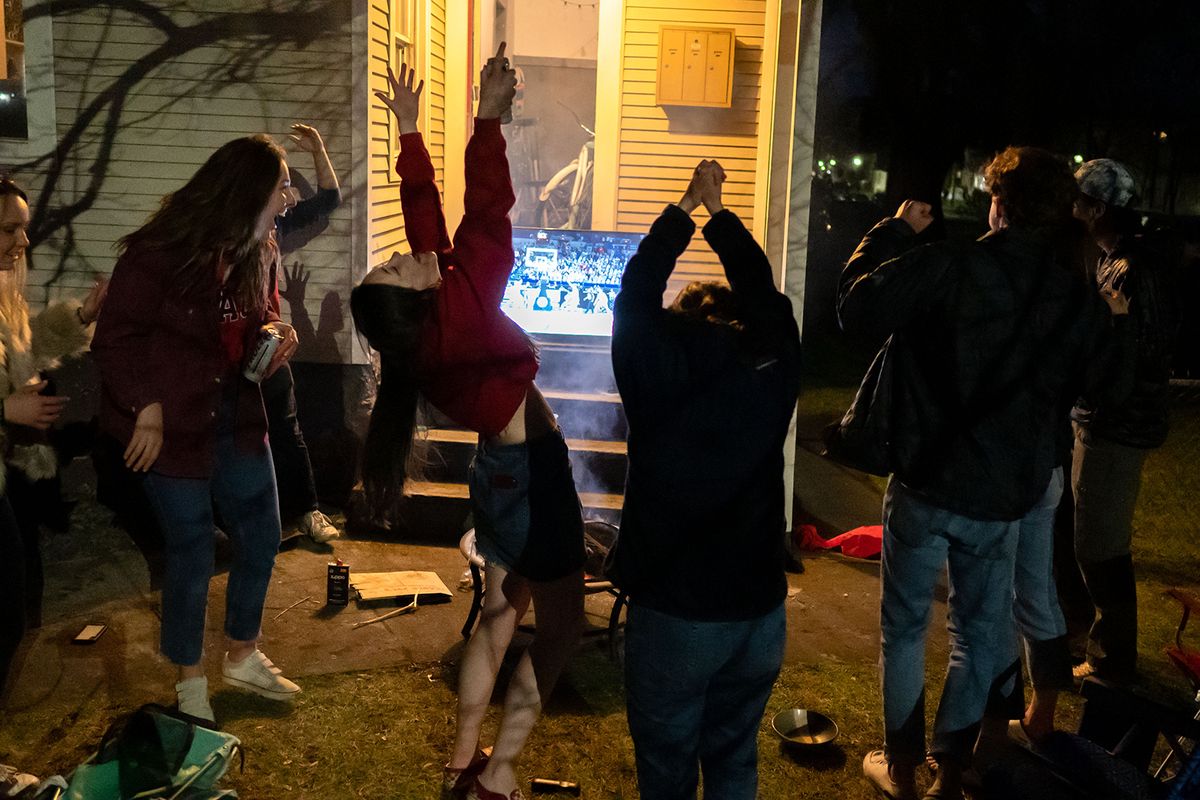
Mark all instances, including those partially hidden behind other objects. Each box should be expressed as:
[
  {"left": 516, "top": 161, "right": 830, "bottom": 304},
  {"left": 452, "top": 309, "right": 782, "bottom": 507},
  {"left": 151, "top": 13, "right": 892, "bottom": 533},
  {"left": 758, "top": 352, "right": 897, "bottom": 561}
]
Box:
[{"left": 611, "top": 205, "right": 801, "bottom": 621}]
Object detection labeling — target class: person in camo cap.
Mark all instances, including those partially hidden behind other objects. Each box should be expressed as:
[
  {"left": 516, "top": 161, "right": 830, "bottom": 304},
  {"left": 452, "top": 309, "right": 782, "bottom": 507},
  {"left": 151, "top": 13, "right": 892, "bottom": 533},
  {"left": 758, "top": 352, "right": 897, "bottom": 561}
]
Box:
[
  {"left": 1076, "top": 158, "right": 1138, "bottom": 209},
  {"left": 1064, "top": 158, "right": 1180, "bottom": 685}
]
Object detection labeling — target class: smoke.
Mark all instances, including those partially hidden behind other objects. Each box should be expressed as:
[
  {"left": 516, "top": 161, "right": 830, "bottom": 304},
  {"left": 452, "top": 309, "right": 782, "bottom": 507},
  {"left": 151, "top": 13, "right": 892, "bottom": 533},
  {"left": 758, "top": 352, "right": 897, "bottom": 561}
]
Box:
[{"left": 533, "top": 334, "right": 627, "bottom": 505}]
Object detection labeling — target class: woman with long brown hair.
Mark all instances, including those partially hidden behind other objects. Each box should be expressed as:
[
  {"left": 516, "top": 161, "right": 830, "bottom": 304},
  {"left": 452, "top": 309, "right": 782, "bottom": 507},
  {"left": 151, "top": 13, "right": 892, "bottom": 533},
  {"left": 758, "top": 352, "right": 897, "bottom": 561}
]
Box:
[
  {"left": 352, "top": 49, "right": 585, "bottom": 800},
  {"left": 93, "top": 135, "right": 301, "bottom": 724},
  {"left": 0, "top": 177, "right": 106, "bottom": 695}
]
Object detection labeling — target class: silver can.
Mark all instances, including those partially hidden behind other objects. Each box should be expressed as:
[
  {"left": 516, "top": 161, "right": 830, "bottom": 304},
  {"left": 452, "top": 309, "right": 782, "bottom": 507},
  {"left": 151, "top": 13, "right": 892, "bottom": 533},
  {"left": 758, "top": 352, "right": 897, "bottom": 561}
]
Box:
[{"left": 243, "top": 327, "right": 284, "bottom": 383}]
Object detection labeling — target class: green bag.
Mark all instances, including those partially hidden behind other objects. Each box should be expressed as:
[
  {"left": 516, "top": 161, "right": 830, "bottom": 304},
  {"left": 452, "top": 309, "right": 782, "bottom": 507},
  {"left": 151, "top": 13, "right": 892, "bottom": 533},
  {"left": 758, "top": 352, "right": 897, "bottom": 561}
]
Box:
[{"left": 64, "top": 705, "right": 241, "bottom": 800}]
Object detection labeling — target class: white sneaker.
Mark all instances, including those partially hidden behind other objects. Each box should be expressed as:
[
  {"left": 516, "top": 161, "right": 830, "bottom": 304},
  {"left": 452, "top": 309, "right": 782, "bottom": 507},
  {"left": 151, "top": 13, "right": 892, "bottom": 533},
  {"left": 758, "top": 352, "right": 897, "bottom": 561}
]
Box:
[
  {"left": 175, "top": 676, "right": 215, "bottom": 724},
  {"left": 222, "top": 649, "right": 301, "bottom": 701},
  {"left": 301, "top": 509, "right": 340, "bottom": 543},
  {"left": 0, "top": 764, "right": 39, "bottom": 797}
]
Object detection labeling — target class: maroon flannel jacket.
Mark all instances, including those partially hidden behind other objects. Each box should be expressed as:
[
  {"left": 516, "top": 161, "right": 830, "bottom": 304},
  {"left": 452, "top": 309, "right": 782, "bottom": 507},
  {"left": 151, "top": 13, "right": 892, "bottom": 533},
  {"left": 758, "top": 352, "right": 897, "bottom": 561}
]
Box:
[
  {"left": 396, "top": 118, "right": 537, "bottom": 437},
  {"left": 92, "top": 243, "right": 281, "bottom": 478}
]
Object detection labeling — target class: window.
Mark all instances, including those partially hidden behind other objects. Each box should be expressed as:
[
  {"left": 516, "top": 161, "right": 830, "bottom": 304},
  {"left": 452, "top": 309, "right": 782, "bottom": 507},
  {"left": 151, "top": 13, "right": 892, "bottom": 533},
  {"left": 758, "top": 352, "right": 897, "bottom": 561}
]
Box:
[
  {"left": 1, "top": 0, "right": 28, "bottom": 139},
  {"left": 388, "top": 0, "right": 419, "bottom": 163},
  {"left": 0, "top": 0, "right": 54, "bottom": 158}
]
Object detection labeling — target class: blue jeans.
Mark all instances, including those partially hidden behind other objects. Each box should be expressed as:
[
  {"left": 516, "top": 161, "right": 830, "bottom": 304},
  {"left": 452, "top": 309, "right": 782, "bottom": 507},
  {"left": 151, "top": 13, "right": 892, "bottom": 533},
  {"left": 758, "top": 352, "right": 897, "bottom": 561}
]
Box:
[
  {"left": 1011, "top": 469, "right": 1073, "bottom": 683},
  {"left": 144, "top": 435, "right": 281, "bottom": 666},
  {"left": 881, "top": 479, "right": 1020, "bottom": 765},
  {"left": 987, "top": 468, "right": 1073, "bottom": 718},
  {"left": 624, "top": 602, "right": 786, "bottom": 800}
]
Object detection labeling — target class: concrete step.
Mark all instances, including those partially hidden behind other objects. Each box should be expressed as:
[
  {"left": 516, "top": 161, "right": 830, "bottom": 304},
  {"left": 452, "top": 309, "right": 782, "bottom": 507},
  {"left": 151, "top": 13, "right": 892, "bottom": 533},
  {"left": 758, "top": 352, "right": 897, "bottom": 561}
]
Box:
[{"left": 419, "top": 428, "right": 628, "bottom": 493}]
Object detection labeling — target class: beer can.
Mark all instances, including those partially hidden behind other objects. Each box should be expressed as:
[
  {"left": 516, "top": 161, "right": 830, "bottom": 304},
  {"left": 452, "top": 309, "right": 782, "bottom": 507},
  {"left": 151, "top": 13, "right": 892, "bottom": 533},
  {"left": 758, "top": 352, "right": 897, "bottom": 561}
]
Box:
[
  {"left": 243, "top": 327, "right": 284, "bottom": 383},
  {"left": 327, "top": 559, "right": 350, "bottom": 606}
]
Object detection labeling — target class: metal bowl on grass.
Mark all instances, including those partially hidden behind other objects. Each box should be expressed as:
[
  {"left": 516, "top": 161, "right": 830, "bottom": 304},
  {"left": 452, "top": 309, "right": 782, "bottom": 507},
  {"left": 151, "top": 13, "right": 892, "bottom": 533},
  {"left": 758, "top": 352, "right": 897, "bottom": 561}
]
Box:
[{"left": 771, "top": 708, "right": 839, "bottom": 748}]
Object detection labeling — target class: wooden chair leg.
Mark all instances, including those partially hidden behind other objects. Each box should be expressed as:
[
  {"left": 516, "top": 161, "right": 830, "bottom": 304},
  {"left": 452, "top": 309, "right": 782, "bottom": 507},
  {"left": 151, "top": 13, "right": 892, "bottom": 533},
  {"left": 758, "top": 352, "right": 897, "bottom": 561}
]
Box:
[
  {"left": 461, "top": 562, "right": 484, "bottom": 639},
  {"left": 607, "top": 590, "right": 627, "bottom": 662}
]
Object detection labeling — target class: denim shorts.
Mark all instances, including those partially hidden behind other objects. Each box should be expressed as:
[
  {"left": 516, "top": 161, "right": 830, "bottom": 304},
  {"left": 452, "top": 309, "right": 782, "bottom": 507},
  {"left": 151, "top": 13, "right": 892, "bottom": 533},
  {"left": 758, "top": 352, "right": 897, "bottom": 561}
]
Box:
[{"left": 468, "top": 428, "right": 585, "bottom": 582}]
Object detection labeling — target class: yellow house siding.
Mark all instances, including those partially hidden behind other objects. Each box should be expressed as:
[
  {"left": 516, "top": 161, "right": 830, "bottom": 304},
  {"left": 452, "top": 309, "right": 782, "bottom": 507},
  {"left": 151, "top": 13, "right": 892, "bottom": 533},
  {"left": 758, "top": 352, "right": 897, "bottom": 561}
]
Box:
[
  {"left": 367, "top": 0, "right": 448, "bottom": 265},
  {"left": 427, "top": 0, "right": 448, "bottom": 185},
  {"left": 7, "top": 2, "right": 356, "bottom": 362},
  {"left": 614, "top": 0, "right": 773, "bottom": 289},
  {"left": 368, "top": 0, "right": 405, "bottom": 263}
]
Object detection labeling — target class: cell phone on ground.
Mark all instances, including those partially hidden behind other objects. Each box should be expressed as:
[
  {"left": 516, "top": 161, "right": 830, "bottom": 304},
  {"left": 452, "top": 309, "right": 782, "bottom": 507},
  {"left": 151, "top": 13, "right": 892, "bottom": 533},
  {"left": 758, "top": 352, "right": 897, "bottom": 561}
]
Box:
[{"left": 72, "top": 624, "right": 107, "bottom": 644}]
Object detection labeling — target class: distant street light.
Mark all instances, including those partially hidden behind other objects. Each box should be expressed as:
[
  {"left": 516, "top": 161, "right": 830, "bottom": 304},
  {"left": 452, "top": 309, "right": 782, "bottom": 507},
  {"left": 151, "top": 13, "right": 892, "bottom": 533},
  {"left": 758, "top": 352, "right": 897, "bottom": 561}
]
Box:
[
  {"left": 852, "top": 156, "right": 864, "bottom": 168},
  {"left": 1073, "top": 154, "right": 1084, "bottom": 164}
]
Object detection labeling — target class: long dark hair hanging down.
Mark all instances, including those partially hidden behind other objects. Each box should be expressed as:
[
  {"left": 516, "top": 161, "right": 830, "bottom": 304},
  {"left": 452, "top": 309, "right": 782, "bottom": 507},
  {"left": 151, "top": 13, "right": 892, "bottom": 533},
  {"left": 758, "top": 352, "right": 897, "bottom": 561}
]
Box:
[
  {"left": 119, "top": 135, "right": 286, "bottom": 312},
  {"left": 351, "top": 283, "right": 438, "bottom": 519}
]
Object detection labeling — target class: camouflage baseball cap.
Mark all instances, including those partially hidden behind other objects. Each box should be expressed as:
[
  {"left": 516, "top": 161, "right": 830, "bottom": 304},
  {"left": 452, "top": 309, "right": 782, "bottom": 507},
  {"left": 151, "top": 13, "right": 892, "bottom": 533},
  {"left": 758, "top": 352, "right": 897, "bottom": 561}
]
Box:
[{"left": 1075, "top": 158, "right": 1137, "bottom": 208}]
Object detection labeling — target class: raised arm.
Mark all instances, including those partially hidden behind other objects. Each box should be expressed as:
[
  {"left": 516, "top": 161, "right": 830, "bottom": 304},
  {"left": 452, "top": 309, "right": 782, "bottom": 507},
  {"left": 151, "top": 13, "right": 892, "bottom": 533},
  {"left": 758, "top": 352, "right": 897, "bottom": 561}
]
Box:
[
  {"left": 377, "top": 64, "right": 452, "bottom": 257},
  {"left": 692, "top": 160, "right": 778, "bottom": 299},
  {"left": 277, "top": 123, "right": 342, "bottom": 239},
  {"left": 611, "top": 200, "right": 696, "bottom": 417},
  {"left": 838, "top": 201, "right": 955, "bottom": 338},
  {"left": 448, "top": 44, "right": 518, "bottom": 307}
]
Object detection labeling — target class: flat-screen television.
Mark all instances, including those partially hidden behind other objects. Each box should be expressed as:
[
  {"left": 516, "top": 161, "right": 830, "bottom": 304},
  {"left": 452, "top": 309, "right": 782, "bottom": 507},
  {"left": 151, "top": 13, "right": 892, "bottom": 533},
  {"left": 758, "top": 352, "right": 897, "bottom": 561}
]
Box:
[{"left": 503, "top": 227, "right": 645, "bottom": 337}]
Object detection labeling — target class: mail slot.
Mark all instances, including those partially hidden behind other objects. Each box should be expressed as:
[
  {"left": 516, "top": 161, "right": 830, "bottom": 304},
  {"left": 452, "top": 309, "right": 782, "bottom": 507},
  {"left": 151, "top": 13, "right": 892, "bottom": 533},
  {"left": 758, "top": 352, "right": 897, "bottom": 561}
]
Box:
[{"left": 657, "top": 26, "right": 735, "bottom": 108}]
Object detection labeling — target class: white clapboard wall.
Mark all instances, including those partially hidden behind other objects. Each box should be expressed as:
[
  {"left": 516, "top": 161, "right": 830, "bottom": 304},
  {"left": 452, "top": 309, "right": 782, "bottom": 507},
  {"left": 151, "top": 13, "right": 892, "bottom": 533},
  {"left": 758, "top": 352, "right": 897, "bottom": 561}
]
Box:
[{"left": 6, "top": 1, "right": 358, "bottom": 364}]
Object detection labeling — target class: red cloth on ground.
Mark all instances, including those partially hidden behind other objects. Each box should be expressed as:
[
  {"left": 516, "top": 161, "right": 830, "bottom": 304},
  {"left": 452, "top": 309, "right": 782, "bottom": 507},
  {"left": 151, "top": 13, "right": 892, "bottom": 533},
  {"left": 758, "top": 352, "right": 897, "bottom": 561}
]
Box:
[
  {"left": 396, "top": 119, "right": 537, "bottom": 438},
  {"left": 795, "top": 524, "right": 883, "bottom": 560}
]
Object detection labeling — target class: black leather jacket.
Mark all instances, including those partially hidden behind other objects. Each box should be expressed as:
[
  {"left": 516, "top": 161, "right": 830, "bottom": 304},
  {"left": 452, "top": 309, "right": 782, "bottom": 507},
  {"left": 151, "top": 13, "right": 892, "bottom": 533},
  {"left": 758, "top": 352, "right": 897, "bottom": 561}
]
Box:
[
  {"left": 839, "top": 219, "right": 1132, "bottom": 521},
  {"left": 1071, "top": 236, "right": 1178, "bottom": 449}
]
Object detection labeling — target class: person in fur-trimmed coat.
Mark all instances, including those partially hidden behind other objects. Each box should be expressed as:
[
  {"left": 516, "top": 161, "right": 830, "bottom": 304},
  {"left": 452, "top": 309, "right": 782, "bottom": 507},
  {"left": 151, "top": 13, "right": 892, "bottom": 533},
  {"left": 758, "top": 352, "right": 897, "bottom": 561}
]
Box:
[{"left": 0, "top": 177, "right": 106, "bottom": 693}]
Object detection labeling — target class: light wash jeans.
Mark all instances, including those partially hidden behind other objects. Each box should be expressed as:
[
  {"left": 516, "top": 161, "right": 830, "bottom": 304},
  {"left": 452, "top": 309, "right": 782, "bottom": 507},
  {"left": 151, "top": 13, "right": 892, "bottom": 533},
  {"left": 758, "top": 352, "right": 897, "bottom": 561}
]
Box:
[
  {"left": 880, "top": 478, "right": 1021, "bottom": 766},
  {"left": 990, "top": 467, "right": 1073, "bottom": 717}
]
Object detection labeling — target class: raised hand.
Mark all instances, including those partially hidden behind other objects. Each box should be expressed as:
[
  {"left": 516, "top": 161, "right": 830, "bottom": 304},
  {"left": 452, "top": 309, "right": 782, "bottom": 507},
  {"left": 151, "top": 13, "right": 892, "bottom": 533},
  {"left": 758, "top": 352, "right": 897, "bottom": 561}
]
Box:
[
  {"left": 895, "top": 200, "right": 934, "bottom": 235},
  {"left": 679, "top": 159, "right": 726, "bottom": 215},
  {"left": 2, "top": 381, "right": 67, "bottom": 430},
  {"left": 375, "top": 64, "right": 424, "bottom": 134},
  {"left": 280, "top": 260, "right": 309, "bottom": 306},
  {"left": 478, "top": 42, "right": 517, "bottom": 120},
  {"left": 696, "top": 160, "right": 726, "bottom": 215},
  {"left": 289, "top": 123, "right": 326, "bottom": 155}
]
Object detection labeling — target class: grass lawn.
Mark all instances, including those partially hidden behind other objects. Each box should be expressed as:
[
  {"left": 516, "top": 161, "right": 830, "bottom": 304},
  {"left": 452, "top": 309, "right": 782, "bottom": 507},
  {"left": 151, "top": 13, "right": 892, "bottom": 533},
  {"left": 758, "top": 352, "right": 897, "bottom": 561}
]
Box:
[
  {"left": 0, "top": 644, "right": 966, "bottom": 799},
  {"left": 0, "top": 353, "right": 1196, "bottom": 797}
]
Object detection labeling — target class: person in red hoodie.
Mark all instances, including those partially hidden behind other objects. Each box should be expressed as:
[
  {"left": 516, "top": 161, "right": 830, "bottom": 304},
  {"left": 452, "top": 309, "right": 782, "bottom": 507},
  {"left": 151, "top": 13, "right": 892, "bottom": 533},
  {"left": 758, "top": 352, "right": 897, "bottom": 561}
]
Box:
[
  {"left": 92, "top": 135, "right": 302, "bottom": 725},
  {"left": 351, "top": 47, "right": 585, "bottom": 800}
]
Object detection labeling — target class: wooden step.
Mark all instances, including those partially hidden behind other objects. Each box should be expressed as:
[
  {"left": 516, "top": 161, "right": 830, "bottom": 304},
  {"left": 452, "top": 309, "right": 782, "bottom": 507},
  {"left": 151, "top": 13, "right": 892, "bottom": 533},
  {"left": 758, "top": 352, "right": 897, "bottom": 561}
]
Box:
[
  {"left": 406, "top": 480, "right": 624, "bottom": 511},
  {"left": 541, "top": 389, "right": 623, "bottom": 404},
  {"left": 424, "top": 428, "right": 627, "bottom": 455},
  {"left": 543, "top": 390, "right": 627, "bottom": 442},
  {"left": 417, "top": 428, "right": 628, "bottom": 492},
  {"left": 533, "top": 338, "right": 618, "bottom": 395}
]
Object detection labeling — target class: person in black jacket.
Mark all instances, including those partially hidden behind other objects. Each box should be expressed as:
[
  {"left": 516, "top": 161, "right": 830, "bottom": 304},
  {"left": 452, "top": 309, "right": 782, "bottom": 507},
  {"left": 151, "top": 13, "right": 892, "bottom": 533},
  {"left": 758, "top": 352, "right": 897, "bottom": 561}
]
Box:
[
  {"left": 842, "top": 147, "right": 1127, "bottom": 800},
  {"left": 611, "top": 160, "right": 801, "bottom": 800},
  {"left": 267, "top": 122, "right": 343, "bottom": 544},
  {"left": 1066, "top": 158, "right": 1179, "bottom": 684}
]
